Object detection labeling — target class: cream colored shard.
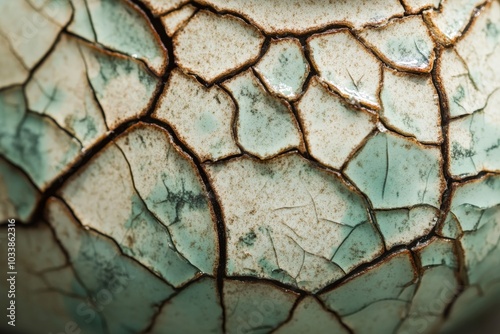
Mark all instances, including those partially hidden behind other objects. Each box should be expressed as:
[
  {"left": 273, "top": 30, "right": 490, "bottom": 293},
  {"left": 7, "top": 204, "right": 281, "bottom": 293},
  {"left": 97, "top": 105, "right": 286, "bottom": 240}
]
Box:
[
  {"left": 360, "top": 16, "right": 436, "bottom": 73},
  {"left": 154, "top": 69, "right": 240, "bottom": 162},
  {"left": 380, "top": 67, "right": 442, "bottom": 144},
  {"left": 197, "top": 0, "right": 404, "bottom": 34},
  {"left": 402, "top": 0, "right": 440, "bottom": 14},
  {"left": 141, "top": 0, "right": 190, "bottom": 16},
  {"left": 296, "top": 78, "right": 376, "bottom": 170},
  {"left": 424, "top": 0, "right": 485, "bottom": 45},
  {"left": 161, "top": 4, "right": 196, "bottom": 37},
  {"left": 174, "top": 10, "right": 264, "bottom": 83},
  {"left": 308, "top": 29, "right": 382, "bottom": 110}
]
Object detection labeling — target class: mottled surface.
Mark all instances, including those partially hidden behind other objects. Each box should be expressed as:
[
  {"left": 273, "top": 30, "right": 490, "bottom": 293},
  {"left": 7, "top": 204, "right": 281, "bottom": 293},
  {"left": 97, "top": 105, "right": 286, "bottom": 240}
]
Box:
[{"left": 0, "top": 0, "right": 499, "bottom": 333}]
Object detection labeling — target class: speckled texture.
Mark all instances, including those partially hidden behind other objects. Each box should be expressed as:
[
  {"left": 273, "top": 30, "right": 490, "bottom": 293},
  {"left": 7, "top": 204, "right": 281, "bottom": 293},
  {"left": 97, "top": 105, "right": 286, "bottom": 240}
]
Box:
[{"left": 0, "top": 0, "right": 499, "bottom": 333}]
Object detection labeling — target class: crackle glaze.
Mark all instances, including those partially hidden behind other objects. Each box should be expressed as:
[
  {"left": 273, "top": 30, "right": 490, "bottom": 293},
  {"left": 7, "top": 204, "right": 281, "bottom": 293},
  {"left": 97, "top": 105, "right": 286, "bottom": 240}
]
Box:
[{"left": 0, "top": 0, "right": 499, "bottom": 334}]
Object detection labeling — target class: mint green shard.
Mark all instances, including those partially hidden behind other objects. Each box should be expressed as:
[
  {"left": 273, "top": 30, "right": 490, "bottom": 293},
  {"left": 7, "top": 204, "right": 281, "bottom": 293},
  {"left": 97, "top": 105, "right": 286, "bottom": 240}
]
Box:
[
  {"left": 0, "top": 87, "right": 81, "bottom": 190},
  {"left": 150, "top": 278, "right": 223, "bottom": 334},
  {"left": 224, "top": 280, "right": 298, "bottom": 334},
  {"left": 320, "top": 250, "right": 417, "bottom": 316},
  {"left": 437, "top": 212, "right": 463, "bottom": 239},
  {"left": 59, "top": 135, "right": 213, "bottom": 287},
  {"left": 46, "top": 197, "right": 175, "bottom": 334},
  {"left": 254, "top": 38, "right": 309, "bottom": 100},
  {"left": 374, "top": 205, "right": 440, "bottom": 249},
  {"left": 448, "top": 89, "right": 500, "bottom": 178},
  {"left": 25, "top": 34, "right": 107, "bottom": 147},
  {"left": 398, "top": 266, "right": 459, "bottom": 334},
  {"left": 345, "top": 131, "right": 445, "bottom": 209},
  {"left": 115, "top": 124, "right": 218, "bottom": 277},
  {"left": 223, "top": 70, "right": 302, "bottom": 159},
  {"left": 450, "top": 174, "right": 500, "bottom": 287},
  {"left": 205, "top": 153, "right": 384, "bottom": 292},
  {"left": 416, "top": 237, "right": 458, "bottom": 268},
  {"left": 73, "top": 0, "right": 167, "bottom": 75},
  {"left": 0, "top": 157, "right": 40, "bottom": 222},
  {"left": 274, "top": 296, "right": 349, "bottom": 334}
]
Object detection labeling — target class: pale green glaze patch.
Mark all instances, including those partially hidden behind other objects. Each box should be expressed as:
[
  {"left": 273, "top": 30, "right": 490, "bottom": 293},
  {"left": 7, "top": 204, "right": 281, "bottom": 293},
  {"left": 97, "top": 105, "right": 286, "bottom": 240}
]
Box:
[
  {"left": 154, "top": 69, "right": 240, "bottom": 162},
  {"left": 437, "top": 212, "right": 463, "bottom": 239},
  {"left": 223, "top": 70, "right": 302, "bottom": 159},
  {"left": 224, "top": 280, "right": 297, "bottom": 334},
  {"left": 205, "top": 153, "right": 383, "bottom": 292},
  {"left": 150, "top": 278, "right": 222, "bottom": 334},
  {"left": 345, "top": 131, "right": 445, "bottom": 209},
  {"left": 320, "top": 250, "right": 417, "bottom": 316},
  {"left": 46, "top": 198, "right": 175, "bottom": 333},
  {"left": 81, "top": 0, "right": 167, "bottom": 75},
  {"left": 115, "top": 124, "right": 218, "bottom": 276},
  {"left": 415, "top": 237, "right": 458, "bottom": 268},
  {"left": 448, "top": 89, "right": 500, "bottom": 178},
  {"left": 297, "top": 78, "right": 376, "bottom": 170},
  {"left": 374, "top": 205, "right": 439, "bottom": 249},
  {"left": 254, "top": 38, "right": 309, "bottom": 100},
  {"left": 0, "top": 158, "right": 39, "bottom": 222},
  {"left": 60, "top": 139, "right": 207, "bottom": 287},
  {"left": 274, "top": 296, "right": 349, "bottom": 334},
  {"left": 0, "top": 87, "right": 81, "bottom": 190},
  {"left": 26, "top": 34, "right": 107, "bottom": 147},
  {"left": 360, "top": 16, "right": 435, "bottom": 72},
  {"left": 450, "top": 174, "right": 500, "bottom": 287}
]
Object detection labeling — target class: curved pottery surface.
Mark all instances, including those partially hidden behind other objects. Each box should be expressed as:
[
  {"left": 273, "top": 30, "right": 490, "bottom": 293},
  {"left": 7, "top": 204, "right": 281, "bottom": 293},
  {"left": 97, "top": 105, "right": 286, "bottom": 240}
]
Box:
[{"left": 0, "top": 0, "right": 499, "bottom": 333}]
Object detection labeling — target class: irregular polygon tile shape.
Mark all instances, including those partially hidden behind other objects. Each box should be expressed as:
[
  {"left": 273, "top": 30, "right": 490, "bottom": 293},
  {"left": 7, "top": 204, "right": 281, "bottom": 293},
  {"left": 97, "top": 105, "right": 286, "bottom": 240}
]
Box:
[
  {"left": 448, "top": 89, "right": 500, "bottom": 178},
  {"left": 154, "top": 69, "right": 240, "bottom": 162},
  {"left": 0, "top": 158, "right": 39, "bottom": 223},
  {"left": 26, "top": 34, "right": 108, "bottom": 147},
  {"left": 441, "top": 283, "right": 500, "bottom": 333},
  {"left": 223, "top": 70, "right": 302, "bottom": 159},
  {"left": 374, "top": 205, "right": 440, "bottom": 249},
  {"left": 308, "top": 30, "right": 382, "bottom": 110},
  {"left": 59, "top": 125, "right": 219, "bottom": 287},
  {"left": 343, "top": 299, "right": 409, "bottom": 334},
  {"left": 0, "top": 0, "right": 72, "bottom": 68},
  {"left": 224, "top": 280, "right": 298, "bottom": 334},
  {"left": 0, "top": 33, "right": 28, "bottom": 88},
  {"left": 141, "top": 0, "right": 189, "bottom": 16},
  {"left": 296, "top": 78, "right": 376, "bottom": 170},
  {"left": 0, "top": 87, "right": 81, "bottom": 190},
  {"left": 360, "top": 16, "right": 435, "bottom": 73},
  {"left": 320, "top": 250, "right": 417, "bottom": 316},
  {"left": 150, "top": 278, "right": 222, "bottom": 334},
  {"left": 380, "top": 67, "right": 442, "bottom": 144},
  {"left": 80, "top": 42, "right": 160, "bottom": 129},
  {"left": 254, "top": 38, "right": 309, "bottom": 100},
  {"left": 402, "top": 0, "right": 441, "bottom": 14},
  {"left": 67, "top": 0, "right": 96, "bottom": 41},
  {"left": 161, "top": 4, "right": 196, "bottom": 37},
  {"left": 414, "top": 237, "right": 459, "bottom": 268},
  {"left": 398, "top": 266, "right": 460, "bottom": 334},
  {"left": 450, "top": 174, "right": 500, "bottom": 286},
  {"left": 437, "top": 49, "right": 486, "bottom": 118},
  {"left": 205, "top": 153, "right": 384, "bottom": 292},
  {"left": 77, "top": 0, "right": 167, "bottom": 76},
  {"left": 0, "top": 223, "right": 95, "bottom": 333},
  {"left": 345, "top": 131, "right": 445, "bottom": 209},
  {"left": 423, "top": 0, "right": 485, "bottom": 45},
  {"left": 197, "top": 0, "right": 404, "bottom": 34},
  {"left": 114, "top": 123, "right": 218, "bottom": 276},
  {"left": 274, "top": 297, "right": 349, "bottom": 334},
  {"left": 174, "top": 10, "right": 264, "bottom": 83},
  {"left": 45, "top": 197, "right": 175, "bottom": 333},
  {"left": 436, "top": 212, "right": 463, "bottom": 239}
]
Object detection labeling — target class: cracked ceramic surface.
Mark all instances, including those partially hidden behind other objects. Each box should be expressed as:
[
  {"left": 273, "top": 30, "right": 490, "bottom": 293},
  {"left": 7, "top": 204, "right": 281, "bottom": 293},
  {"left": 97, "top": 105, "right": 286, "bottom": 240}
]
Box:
[{"left": 0, "top": 0, "right": 499, "bottom": 333}]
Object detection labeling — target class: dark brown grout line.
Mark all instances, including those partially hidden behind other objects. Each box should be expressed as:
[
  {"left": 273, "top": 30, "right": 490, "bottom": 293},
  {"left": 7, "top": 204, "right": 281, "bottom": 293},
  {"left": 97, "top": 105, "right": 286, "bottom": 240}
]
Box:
[
  {"left": 314, "top": 296, "right": 355, "bottom": 334},
  {"left": 269, "top": 294, "right": 306, "bottom": 334}
]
